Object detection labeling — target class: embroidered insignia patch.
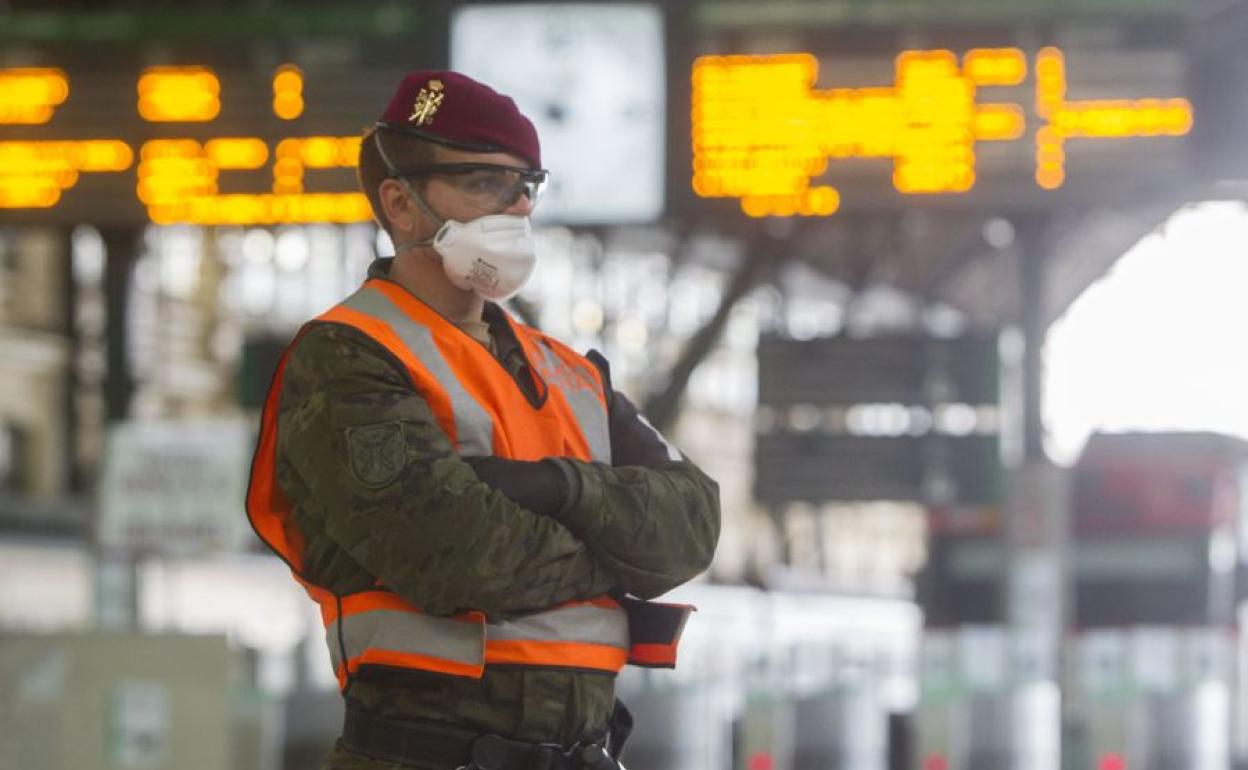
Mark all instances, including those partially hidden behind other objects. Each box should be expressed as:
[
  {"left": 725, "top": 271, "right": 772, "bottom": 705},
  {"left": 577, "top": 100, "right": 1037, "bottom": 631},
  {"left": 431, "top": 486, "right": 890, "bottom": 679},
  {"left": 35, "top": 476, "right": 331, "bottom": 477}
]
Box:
[{"left": 346, "top": 421, "right": 405, "bottom": 488}]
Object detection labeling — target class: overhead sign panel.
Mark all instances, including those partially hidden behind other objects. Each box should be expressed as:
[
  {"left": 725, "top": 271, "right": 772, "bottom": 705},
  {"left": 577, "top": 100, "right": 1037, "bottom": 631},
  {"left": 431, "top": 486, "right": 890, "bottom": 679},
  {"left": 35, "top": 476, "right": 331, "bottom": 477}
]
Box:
[
  {"left": 755, "top": 334, "right": 1001, "bottom": 504},
  {"left": 756, "top": 433, "right": 926, "bottom": 502},
  {"left": 0, "top": 6, "right": 427, "bottom": 42},
  {"left": 760, "top": 336, "right": 926, "bottom": 405},
  {"left": 755, "top": 433, "right": 1000, "bottom": 504},
  {"left": 691, "top": 46, "right": 1192, "bottom": 216},
  {"left": 0, "top": 48, "right": 421, "bottom": 225},
  {"left": 759, "top": 335, "right": 998, "bottom": 405}
]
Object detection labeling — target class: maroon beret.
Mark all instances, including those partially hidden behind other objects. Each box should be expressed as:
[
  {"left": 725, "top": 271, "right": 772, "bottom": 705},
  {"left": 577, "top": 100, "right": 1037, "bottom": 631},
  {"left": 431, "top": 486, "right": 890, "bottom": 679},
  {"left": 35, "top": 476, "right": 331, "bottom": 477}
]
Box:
[{"left": 376, "top": 70, "right": 541, "bottom": 170}]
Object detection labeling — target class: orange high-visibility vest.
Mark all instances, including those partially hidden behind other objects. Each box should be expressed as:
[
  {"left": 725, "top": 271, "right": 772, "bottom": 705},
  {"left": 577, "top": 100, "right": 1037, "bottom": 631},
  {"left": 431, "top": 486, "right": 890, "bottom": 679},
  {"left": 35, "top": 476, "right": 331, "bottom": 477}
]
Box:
[{"left": 247, "top": 279, "right": 642, "bottom": 691}]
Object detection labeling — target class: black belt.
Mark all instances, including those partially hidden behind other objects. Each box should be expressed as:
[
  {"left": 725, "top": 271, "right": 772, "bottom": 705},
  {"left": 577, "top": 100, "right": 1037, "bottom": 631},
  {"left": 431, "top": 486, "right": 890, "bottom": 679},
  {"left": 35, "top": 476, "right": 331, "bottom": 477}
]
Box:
[{"left": 342, "top": 705, "right": 617, "bottom": 770}]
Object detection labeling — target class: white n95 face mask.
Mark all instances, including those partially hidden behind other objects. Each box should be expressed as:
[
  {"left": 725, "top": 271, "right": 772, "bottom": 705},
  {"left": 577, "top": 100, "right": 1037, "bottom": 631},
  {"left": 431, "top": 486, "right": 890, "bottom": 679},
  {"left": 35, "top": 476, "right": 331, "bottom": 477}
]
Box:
[
  {"left": 372, "top": 132, "right": 538, "bottom": 302},
  {"left": 429, "top": 214, "right": 537, "bottom": 301}
]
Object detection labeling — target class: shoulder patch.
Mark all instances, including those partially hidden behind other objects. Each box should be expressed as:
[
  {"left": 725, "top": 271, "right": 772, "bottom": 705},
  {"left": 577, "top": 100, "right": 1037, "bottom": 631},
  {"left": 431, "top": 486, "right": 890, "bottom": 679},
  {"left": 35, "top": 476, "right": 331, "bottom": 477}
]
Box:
[{"left": 346, "top": 421, "right": 405, "bottom": 488}]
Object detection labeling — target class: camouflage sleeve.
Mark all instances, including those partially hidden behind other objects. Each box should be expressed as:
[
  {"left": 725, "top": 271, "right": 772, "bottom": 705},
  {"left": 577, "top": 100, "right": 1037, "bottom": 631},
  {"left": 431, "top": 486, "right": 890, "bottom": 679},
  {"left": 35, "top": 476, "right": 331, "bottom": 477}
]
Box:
[
  {"left": 547, "top": 361, "right": 721, "bottom": 600},
  {"left": 551, "top": 456, "right": 720, "bottom": 600},
  {"left": 274, "top": 322, "right": 617, "bottom": 618}
]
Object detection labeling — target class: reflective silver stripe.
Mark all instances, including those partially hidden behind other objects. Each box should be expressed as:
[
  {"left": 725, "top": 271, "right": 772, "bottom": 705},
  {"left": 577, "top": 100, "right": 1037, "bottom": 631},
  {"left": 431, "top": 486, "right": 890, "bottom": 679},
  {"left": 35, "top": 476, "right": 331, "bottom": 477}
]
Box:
[
  {"left": 487, "top": 602, "right": 629, "bottom": 649},
  {"left": 529, "top": 340, "right": 612, "bottom": 464},
  {"left": 326, "top": 609, "right": 485, "bottom": 674},
  {"left": 635, "top": 411, "right": 683, "bottom": 462},
  {"left": 341, "top": 287, "right": 494, "bottom": 456},
  {"left": 325, "top": 602, "right": 627, "bottom": 675}
]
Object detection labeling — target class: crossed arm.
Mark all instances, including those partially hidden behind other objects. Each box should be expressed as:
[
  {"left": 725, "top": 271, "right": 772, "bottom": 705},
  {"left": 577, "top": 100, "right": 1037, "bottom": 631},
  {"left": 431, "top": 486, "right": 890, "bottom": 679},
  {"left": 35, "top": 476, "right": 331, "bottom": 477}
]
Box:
[{"left": 274, "top": 322, "right": 720, "bottom": 618}]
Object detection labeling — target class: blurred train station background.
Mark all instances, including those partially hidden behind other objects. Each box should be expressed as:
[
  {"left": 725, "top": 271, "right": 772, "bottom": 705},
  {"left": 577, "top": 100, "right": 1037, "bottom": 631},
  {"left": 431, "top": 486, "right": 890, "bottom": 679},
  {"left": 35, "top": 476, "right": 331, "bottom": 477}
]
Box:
[{"left": 2, "top": 0, "right": 1248, "bottom": 768}]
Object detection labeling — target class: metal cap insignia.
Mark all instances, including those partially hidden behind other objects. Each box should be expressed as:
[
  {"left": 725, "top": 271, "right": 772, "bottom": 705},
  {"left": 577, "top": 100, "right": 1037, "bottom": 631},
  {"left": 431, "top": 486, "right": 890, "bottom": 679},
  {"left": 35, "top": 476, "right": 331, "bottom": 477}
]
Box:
[{"left": 409, "top": 79, "right": 445, "bottom": 126}]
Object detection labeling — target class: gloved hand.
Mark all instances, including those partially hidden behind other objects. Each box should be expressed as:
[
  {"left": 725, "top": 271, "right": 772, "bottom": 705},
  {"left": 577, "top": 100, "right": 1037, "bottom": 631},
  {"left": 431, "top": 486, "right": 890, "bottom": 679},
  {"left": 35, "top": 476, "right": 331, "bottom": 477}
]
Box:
[
  {"left": 608, "top": 391, "right": 681, "bottom": 468},
  {"left": 463, "top": 456, "right": 570, "bottom": 517},
  {"left": 586, "top": 350, "right": 680, "bottom": 468}
]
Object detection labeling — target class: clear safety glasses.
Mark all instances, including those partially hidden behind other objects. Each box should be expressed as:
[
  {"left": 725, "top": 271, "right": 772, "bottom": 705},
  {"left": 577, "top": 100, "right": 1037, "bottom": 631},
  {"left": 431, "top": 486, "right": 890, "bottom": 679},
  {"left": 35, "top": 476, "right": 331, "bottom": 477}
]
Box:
[{"left": 395, "top": 162, "right": 549, "bottom": 212}]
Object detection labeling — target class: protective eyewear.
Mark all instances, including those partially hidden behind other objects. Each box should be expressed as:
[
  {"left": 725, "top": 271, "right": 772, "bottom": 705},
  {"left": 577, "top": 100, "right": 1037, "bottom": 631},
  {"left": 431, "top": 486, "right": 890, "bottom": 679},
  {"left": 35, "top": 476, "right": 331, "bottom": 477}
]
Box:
[{"left": 393, "top": 162, "right": 549, "bottom": 211}]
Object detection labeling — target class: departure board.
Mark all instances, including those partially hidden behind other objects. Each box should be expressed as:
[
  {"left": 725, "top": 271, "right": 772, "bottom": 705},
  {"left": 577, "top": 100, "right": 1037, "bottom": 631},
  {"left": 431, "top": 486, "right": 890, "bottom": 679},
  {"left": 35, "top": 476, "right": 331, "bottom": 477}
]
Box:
[
  {"left": 0, "top": 58, "right": 413, "bottom": 226},
  {"left": 0, "top": 33, "right": 1197, "bottom": 225},
  {"left": 691, "top": 45, "right": 1194, "bottom": 216}
]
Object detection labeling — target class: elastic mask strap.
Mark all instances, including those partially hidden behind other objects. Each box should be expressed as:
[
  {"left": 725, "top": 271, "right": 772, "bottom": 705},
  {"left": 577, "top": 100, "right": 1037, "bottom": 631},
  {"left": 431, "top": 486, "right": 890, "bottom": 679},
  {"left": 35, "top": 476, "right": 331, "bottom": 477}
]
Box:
[
  {"left": 373, "top": 130, "right": 446, "bottom": 254},
  {"left": 390, "top": 234, "right": 434, "bottom": 254},
  {"left": 371, "top": 129, "right": 402, "bottom": 178}
]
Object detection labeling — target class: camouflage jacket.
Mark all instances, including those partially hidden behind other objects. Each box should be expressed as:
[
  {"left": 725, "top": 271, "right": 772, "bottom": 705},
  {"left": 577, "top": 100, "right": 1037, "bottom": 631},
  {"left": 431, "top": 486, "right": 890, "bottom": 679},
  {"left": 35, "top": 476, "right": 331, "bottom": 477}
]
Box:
[{"left": 273, "top": 261, "right": 719, "bottom": 766}]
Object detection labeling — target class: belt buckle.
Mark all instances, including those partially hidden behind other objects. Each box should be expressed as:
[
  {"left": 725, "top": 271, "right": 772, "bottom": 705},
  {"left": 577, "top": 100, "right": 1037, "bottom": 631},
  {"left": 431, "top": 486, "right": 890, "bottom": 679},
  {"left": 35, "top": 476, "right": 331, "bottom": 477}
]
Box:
[
  {"left": 568, "top": 741, "right": 613, "bottom": 770},
  {"left": 470, "top": 734, "right": 508, "bottom": 770},
  {"left": 467, "top": 733, "right": 614, "bottom": 770},
  {"left": 529, "top": 742, "right": 561, "bottom": 770}
]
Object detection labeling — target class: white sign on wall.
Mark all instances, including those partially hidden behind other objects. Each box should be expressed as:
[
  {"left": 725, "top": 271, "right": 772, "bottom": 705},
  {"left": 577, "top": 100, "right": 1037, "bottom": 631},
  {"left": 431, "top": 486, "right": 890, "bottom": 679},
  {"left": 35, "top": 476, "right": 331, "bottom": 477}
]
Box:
[
  {"left": 110, "top": 679, "right": 170, "bottom": 768},
  {"left": 451, "top": 4, "right": 666, "bottom": 225},
  {"left": 98, "top": 420, "right": 254, "bottom": 555}
]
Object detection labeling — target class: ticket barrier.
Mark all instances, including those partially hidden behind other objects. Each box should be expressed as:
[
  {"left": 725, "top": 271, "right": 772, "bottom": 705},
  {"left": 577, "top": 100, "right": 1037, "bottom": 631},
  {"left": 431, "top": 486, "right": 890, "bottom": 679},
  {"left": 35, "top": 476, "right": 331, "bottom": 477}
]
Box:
[
  {"left": 618, "top": 684, "right": 729, "bottom": 770},
  {"left": 734, "top": 687, "right": 890, "bottom": 770},
  {"left": 793, "top": 685, "right": 888, "bottom": 770},
  {"left": 736, "top": 693, "right": 796, "bottom": 770},
  {"left": 1074, "top": 627, "right": 1231, "bottom": 770},
  {"left": 914, "top": 627, "right": 1060, "bottom": 770}
]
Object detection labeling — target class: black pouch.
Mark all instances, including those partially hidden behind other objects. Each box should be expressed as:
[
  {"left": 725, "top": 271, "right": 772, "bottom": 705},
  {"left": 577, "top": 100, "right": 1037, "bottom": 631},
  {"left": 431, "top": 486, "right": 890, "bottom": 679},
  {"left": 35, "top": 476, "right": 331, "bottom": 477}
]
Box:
[{"left": 616, "top": 595, "right": 694, "bottom": 668}]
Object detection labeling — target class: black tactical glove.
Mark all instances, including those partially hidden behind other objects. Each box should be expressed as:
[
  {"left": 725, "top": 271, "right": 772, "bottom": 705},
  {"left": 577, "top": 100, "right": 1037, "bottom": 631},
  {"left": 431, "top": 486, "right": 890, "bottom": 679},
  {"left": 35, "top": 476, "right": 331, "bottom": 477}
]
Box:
[{"left": 463, "top": 456, "right": 571, "bottom": 517}]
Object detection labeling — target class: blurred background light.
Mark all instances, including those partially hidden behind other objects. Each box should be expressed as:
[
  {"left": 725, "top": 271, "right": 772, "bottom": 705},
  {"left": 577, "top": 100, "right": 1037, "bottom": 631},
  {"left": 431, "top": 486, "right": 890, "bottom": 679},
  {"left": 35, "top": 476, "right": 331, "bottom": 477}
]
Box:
[{"left": 138, "top": 66, "right": 221, "bottom": 123}]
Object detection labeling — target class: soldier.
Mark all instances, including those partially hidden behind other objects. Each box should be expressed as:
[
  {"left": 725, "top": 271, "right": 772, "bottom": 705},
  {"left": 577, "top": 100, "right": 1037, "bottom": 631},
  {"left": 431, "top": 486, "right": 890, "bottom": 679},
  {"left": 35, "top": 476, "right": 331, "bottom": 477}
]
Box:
[{"left": 246, "top": 71, "right": 720, "bottom": 770}]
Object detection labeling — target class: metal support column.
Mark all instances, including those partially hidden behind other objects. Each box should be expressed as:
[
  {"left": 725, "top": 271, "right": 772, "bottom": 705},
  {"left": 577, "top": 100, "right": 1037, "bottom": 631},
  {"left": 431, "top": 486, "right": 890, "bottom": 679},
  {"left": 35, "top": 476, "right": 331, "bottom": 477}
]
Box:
[
  {"left": 1002, "top": 214, "right": 1066, "bottom": 770},
  {"left": 101, "top": 227, "right": 140, "bottom": 423},
  {"left": 1017, "top": 216, "right": 1048, "bottom": 465},
  {"left": 96, "top": 225, "right": 143, "bottom": 630}
]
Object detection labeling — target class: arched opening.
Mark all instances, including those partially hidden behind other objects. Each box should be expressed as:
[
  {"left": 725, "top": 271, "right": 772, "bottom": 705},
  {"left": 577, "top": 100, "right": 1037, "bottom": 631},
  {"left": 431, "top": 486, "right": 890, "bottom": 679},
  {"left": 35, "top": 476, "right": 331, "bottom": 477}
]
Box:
[{"left": 1045, "top": 201, "right": 1248, "bottom": 464}]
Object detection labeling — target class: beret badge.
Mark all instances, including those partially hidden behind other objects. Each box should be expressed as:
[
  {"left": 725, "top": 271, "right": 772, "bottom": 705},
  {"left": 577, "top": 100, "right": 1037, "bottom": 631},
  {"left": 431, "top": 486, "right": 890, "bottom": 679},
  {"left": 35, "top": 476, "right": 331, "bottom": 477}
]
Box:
[
  {"left": 409, "top": 79, "right": 445, "bottom": 126},
  {"left": 377, "top": 71, "right": 541, "bottom": 169}
]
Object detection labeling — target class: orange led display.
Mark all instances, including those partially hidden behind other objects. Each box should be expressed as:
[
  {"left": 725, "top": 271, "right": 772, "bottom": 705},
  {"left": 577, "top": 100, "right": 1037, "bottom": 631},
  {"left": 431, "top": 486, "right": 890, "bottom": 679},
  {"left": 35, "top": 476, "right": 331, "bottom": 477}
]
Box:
[
  {"left": 0, "top": 52, "right": 1194, "bottom": 224},
  {"left": 136, "top": 139, "right": 215, "bottom": 206},
  {"left": 204, "top": 137, "right": 270, "bottom": 170},
  {"left": 741, "top": 186, "right": 840, "bottom": 218},
  {"left": 273, "top": 136, "right": 362, "bottom": 194},
  {"left": 692, "top": 47, "right": 1193, "bottom": 217},
  {"left": 0, "top": 140, "right": 133, "bottom": 208},
  {"left": 138, "top": 66, "right": 221, "bottom": 122},
  {"left": 134, "top": 135, "right": 365, "bottom": 224},
  {"left": 0, "top": 64, "right": 372, "bottom": 224},
  {"left": 146, "top": 193, "right": 371, "bottom": 226},
  {"left": 963, "top": 48, "right": 1027, "bottom": 87},
  {"left": 692, "top": 49, "right": 1028, "bottom": 216},
  {"left": 0, "top": 68, "right": 70, "bottom": 125},
  {"left": 273, "top": 64, "right": 304, "bottom": 120},
  {"left": 1033, "top": 47, "right": 1192, "bottom": 189}
]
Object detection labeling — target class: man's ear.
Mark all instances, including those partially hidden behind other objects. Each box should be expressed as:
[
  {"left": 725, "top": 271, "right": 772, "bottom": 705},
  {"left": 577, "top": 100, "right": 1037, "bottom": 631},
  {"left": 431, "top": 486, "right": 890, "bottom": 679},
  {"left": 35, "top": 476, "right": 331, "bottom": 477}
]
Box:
[{"left": 379, "top": 178, "right": 418, "bottom": 234}]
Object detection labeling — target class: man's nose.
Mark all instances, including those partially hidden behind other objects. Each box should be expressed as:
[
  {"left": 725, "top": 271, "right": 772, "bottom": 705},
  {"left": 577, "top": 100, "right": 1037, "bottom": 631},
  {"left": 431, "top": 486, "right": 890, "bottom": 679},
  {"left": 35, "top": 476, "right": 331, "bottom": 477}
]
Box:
[{"left": 502, "top": 190, "right": 533, "bottom": 216}]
